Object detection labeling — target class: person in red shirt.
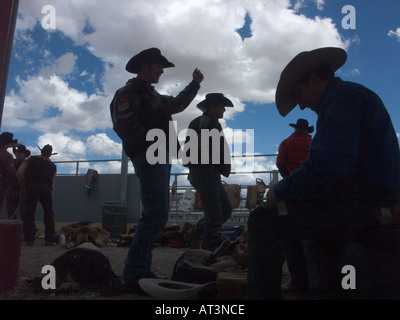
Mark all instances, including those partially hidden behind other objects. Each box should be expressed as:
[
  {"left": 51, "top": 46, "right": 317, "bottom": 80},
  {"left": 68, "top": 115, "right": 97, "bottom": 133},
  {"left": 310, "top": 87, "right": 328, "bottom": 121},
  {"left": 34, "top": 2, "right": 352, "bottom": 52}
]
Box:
[
  {"left": 276, "top": 119, "right": 314, "bottom": 293},
  {"left": 276, "top": 118, "right": 313, "bottom": 178}
]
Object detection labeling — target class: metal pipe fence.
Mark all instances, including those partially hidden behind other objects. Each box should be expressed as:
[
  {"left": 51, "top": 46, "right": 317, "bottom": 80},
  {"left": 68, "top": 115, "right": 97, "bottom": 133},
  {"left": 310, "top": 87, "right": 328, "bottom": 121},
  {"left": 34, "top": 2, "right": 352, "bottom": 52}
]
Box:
[
  {"left": 168, "top": 170, "right": 279, "bottom": 225},
  {"left": 53, "top": 153, "right": 278, "bottom": 176},
  {"left": 53, "top": 154, "right": 280, "bottom": 224}
]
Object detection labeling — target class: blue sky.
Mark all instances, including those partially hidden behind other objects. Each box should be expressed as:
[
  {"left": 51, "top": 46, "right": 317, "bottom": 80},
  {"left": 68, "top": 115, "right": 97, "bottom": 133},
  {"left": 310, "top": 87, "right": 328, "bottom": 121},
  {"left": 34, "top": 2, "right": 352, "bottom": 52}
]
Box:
[{"left": 2, "top": 0, "right": 400, "bottom": 185}]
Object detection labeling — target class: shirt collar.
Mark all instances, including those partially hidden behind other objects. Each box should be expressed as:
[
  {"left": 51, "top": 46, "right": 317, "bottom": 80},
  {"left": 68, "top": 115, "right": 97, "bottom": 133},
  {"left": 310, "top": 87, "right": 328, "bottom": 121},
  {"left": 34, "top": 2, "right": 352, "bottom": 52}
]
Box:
[
  {"left": 316, "top": 77, "right": 343, "bottom": 112},
  {"left": 128, "top": 78, "right": 155, "bottom": 93}
]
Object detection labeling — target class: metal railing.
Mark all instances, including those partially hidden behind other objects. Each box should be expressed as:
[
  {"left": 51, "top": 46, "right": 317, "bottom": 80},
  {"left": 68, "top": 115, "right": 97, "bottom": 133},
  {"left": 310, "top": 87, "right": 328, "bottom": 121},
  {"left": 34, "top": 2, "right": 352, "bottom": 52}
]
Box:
[
  {"left": 53, "top": 153, "right": 280, "bottom": 224},
  {"left": 168, "top": 169, "right": 279, "bottom": 224},
  {"left": 53, "top": 153, "right": 279, "bottom": 176},
  {"left": 53, "top": 158, "right": 122, "bottom": 176}
]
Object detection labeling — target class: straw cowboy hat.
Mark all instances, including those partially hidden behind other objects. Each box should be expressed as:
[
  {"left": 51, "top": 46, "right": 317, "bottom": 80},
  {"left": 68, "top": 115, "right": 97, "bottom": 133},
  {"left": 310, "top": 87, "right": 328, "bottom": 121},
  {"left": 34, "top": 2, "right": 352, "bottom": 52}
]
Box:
[
  {"left": 13, "top": 145, "right": 31, "bottom": 157},
  {"left": 125, "top": 48, "right": 175, "bottom": 74},
  {"left": 138, "top": 278, "right": 215, "bottom": 300},
  {"left": 289, "top": 118, "right": 314, "bottom": 133},
  {"left": 0, "top": 132, "right": 17, "bottom": 146},
  {"left": 197, "top": 93, "right": 233, "bottom": 112},
  {"left": 275, "top": 47, "right": 347, "bottom": 116}
]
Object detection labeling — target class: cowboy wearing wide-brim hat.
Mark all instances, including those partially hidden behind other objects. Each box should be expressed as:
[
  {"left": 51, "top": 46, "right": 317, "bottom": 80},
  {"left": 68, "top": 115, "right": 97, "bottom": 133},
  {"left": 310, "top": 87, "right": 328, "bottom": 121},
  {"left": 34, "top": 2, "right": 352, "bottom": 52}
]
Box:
[
  {"left": 189, "top": 93, "right": 233, "bottom": 179},
  {"left": 0, "top": 132, "right": 18, "bottom": 147},
  {"left": 38, "top": 144, "right": 58, "bottom": 157},
  {"left": 289, "top": 118, "right": 314, "bottom": 133},
  {"left": 23, "top": 143, "right": 58, "bottom": 246},
  {"left": 183, "top": 92, "right": 234, "bottom": 252},
  {"left": 110, "top": 47, "right": 204, "bottom": 294},
  {"left": 7, "top": 144, "right": 31, "bottom": 220},
  {"left": 13, "top": 144, "right": 31, "bottom": 158},
  {"left": 247, "top": 47, "right": 400, "bottom": 300},
  {"left": 276, "top": 117, "right": 314, "bottom": 179},
  {"left": 275, "top": 47, "right": 347, "bottom": 116},
  {"left": 197, "top": 92, "right": 234, "bottom": 113},
  {"left": 125, "top": 47, "right": 175, "bottom": 74}
]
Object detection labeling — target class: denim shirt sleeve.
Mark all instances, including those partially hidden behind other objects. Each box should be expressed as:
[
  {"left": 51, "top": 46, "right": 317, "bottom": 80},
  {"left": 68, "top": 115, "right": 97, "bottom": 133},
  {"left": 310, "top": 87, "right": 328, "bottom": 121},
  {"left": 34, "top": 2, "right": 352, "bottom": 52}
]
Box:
[{"left": 274, "top": 78, "right": 368, "bottom": 200}]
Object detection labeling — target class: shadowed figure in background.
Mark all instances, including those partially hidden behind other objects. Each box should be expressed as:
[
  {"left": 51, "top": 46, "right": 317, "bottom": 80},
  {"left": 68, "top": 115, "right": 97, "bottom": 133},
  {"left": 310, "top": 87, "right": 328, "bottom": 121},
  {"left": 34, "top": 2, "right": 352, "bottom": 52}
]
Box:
[
  {"left": 23, "top": 144, "right": 57, "bottom": 247},
  {"left": 0, "top": 132, "right": 18, "bottom": 212},
  {"left": 183, "top": 93, "right": 234, "bottom": 252},
  {"left": 276, "top": 118, "right": 313, "bottom": 293},
  {"left": 7, "top": 144, "right": 31, "bottom": 220}
]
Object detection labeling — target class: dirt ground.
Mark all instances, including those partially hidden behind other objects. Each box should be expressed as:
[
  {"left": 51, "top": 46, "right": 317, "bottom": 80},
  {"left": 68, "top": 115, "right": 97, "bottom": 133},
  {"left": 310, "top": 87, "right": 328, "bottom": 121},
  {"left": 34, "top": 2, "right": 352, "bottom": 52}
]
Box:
[
  {"left": 0, "top": 221, "right": 188, "bottom": 300},
  {"left": 0, "top": 221, "right": 299, "bottom": 301}
]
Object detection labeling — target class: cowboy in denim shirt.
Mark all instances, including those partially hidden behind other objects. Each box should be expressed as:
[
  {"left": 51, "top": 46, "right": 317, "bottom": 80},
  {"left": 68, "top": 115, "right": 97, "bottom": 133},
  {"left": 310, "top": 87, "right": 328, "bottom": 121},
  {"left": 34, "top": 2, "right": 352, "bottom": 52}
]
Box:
[{"left": 246, "top": 47, "right": 400, "bottom": 300}]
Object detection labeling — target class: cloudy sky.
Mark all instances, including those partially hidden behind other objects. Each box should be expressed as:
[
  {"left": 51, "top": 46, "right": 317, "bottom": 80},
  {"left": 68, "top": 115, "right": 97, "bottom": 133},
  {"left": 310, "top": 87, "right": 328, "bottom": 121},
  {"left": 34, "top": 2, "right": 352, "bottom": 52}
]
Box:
[{"left": 2, "top": 0, "right": 400, "bottom": 185}]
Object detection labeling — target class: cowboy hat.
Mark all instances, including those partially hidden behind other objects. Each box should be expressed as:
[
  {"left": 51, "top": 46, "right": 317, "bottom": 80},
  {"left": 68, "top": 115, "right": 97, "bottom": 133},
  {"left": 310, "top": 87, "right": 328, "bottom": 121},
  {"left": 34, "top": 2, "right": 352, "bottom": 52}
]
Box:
[
  {"left": 13, "top": 144, "right": 31, "bottom": 157},
  {"left": 275, "top": 47, "right": 347, "bottom": 117},
  {"left": 197, "top": 93, "right": 233, "bottom": 112},
  {"left": 126, "top": 48, "right": 175, "bottom": 74},
  {"left": 138, "top": 278, "right": 215, "bottom": 300},
  {"left": 38, "top": 144, "right": 58, "bottom": 157},
  {"left": 289, "top": 118, "right": 314, "bottom": 133},
  {"left": 0, "top": 132, "right": 18, "bottom": 146}
]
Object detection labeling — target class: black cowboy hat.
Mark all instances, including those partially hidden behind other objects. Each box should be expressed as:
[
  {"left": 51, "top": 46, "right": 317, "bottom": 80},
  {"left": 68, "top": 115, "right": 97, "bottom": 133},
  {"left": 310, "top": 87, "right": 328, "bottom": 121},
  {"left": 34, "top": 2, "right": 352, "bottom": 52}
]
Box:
[
  {"left": 289, "top": 118, "right": 314, "bottom": 133},
  {"left": 0, "top": 132, "right": 18, "bottom": 146},
  {"left": 126, "top": 48, "right": 175, "bottom": 74},
  {"left": 275, "top": 47, "right": 347, "bottom": 117},
  {"left": 13, "top": 144, "right": 31, "bottom": 157},
  {"left": 197, "top": 93, "right": 234, "bottom": 112},
  {"left": 38, "top": 144, "right": 58, "bottom": 157}
]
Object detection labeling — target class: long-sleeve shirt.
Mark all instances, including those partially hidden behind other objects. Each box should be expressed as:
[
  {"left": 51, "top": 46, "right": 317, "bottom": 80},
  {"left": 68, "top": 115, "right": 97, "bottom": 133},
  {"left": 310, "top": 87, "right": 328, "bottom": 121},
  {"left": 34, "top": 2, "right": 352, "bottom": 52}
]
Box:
[
  {"left": 26, "top": 156, "right": 57, "bottom": 189},
  {"left": 276, "top": 131, "right": 312, "bottom": 176},
  {"left": 0, "top": 148, "right": 16, "bottom": 188},
  {"left": 274, "top": 77, "right": 400, "bottom": 202},
  {"left": 183, "top": 112, "right": 231, "bottom": 178},
  {"left": 110, "top": 78, "right": 200, "bottom": 159}
]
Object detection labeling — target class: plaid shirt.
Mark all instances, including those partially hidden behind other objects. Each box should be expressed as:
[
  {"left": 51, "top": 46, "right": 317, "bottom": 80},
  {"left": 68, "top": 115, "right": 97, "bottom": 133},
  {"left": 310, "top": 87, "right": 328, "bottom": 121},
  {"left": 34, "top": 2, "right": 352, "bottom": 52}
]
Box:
[{"left": 275, "top": 77, "right": 400, "bottom": 203}]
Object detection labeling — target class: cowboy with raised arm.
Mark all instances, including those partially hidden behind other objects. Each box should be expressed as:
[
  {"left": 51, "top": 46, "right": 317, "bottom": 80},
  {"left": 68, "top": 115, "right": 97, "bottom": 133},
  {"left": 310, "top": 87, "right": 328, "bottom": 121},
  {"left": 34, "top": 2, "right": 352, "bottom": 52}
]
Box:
[{"left": 110, "top": 47, "right": 204, "bottom": 295}]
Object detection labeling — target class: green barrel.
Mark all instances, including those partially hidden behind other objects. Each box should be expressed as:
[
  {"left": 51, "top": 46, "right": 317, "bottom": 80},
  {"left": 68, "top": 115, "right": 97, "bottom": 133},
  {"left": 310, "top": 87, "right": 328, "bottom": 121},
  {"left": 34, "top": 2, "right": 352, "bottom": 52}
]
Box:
[{"left": 102, "top": 201, "right": 127, "bottom": 239}]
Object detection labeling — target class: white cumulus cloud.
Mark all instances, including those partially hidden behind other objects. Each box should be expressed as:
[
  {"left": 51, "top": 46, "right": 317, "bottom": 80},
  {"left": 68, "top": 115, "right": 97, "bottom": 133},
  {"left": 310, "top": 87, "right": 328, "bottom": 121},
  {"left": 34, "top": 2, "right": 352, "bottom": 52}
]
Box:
[
  {"left": 4, "top": 0, "right": 350, "bottom": 177},
  {"left": 388, "top": 27, "right": 400, "bottom": 42}
]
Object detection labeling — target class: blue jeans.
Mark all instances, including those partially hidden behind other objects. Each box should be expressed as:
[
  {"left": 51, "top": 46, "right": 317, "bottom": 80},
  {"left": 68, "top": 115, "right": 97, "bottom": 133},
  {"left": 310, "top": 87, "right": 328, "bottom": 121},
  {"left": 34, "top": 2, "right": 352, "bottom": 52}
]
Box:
[
  {"left": 24, "top": 182, "right": 55, "bottom": 243},
  {"left": 188, "top": 167, "right": 232, "bottom": 251},
  {"left": 123, "top": 151, "right": 171, "bottom": 283},
  {"left": 282, "top": 238, "right": 309, "bottom": 289},
  {"left": 246, "top": 198, "right": 378, "bottom": 299}
]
